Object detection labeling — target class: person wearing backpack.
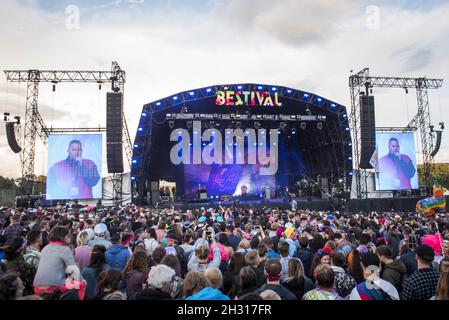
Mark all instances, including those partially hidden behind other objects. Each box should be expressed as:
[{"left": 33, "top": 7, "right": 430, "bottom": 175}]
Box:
[{"left": 349, "top": 252, "right": 399, "bottom": 300}]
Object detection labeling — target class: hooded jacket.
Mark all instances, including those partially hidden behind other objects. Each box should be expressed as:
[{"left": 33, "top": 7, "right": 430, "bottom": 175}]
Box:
[
  {"left": 185, "top": 287, "right": 230, "bottom": 300},
  {"left": 381, "top": 260, "right": 407, "bottom": 290},
  {"left": 105, "top": 244, "right": 131, "bottom": 270}
]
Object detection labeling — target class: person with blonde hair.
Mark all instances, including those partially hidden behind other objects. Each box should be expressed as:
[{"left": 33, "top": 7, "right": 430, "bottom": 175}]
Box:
[
  {"left": 75, "top": 229, "right": 94, "bottom": 271},
  {"left": 205, "top": 267, "right": 223, "bottom": 290},
  {"left": 184, "top": 271, "right": 230, "bottom": 300},
  {"left": 431, "top": 257, "right": 449, "bottom": 300},
  {"left": 245, "top": 250, "right": 265, "bottom": 287}
]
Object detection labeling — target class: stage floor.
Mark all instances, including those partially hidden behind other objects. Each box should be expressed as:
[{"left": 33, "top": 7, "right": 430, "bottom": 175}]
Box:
[{"left": 157, "top": 196, "right": 335, "bottom": 211}]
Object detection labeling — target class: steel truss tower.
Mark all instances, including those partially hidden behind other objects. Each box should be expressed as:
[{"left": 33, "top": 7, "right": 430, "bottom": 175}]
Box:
[
  {"left": 349, "top": 68, "right": 443, "bottom": 198},
  {"left": 3, "top": 62, "right": 132, "bottom": 205}
]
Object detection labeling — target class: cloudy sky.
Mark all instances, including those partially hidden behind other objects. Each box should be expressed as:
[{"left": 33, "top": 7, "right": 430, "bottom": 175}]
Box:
[{"left": 0, "top": 0, "right": 448, "bottom": 179}]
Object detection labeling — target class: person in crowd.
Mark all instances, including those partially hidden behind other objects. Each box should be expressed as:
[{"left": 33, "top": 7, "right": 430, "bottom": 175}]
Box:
[
  {"left": 81, "top": 245, "right": 110, "bottom": 300},
  {"left": 94, "top": 269, "right": 126, "bottom": 300},
  {"left": 245, "top": 250, "right": 265, "bottom": 287},
  {"left": 310, "top": 247, "right": 333, "bottom": 281},
  {"left": 281, "top": 258, "right": 315, "bottom": 300},
  {"left": 188, "top": 228, "right": 221, "bottom": 273},
  {"left": 88, "top": 223, "right": 112, "bottom": 249},
  {"left": 223, "top": 252, "right": 246, "bottom": 297},
  {"left": 349, "top": 252, "right": 399, "bottom": 300},
  {"left": 253, "top": 259, "right": 296, "bottom": 300},
  {"left": 235, "top": 266, "right": 258, "bottom": 299},
  {"left": 376, "top": 245, "right": 407, "bottom": 293},
  {"left": 225, "top": 225, "right": 241, "bottom": 251},
  {"left": 204, "top": 267, "right": 224, "bottom": 292},
  {"left": 134, "top": 264, "right": 174, "bottom": 300},
  {"left": 123, "top": 250, "right": 149, "bottom": 297},
  {"left": 330, "top": 251, "right": 356, "bottom": 298},
  {"left": 303, "top": 264, "right": 342, "bottom": 300},
  {"left": 283, "top": 227, "right": 298, "bottom": 257},
  {"left": 346, "top": 249, "right": 365, "bottom": 284},
  {"left": 0, "top": 273, "right": 24, "bottom": 300},
  {"left": 262, "top": 237, "right": 280, "bottom": 259},
  {"left": 34, "top": 226, "right": 85, "bottom": 299},
  {"left": 402, "top": 245, "right": 440, "bottom": 300},
  {"left": 2, "top": 237, "right": 34, "bottom": 295},
  {"left": 431, "top": 257, "right": 449, "bottom": 300},
  {"left": 259, "top": 289, "right": 281, "bottom": 300},
  {"left": 161, "top": 254, "right": 183, "bottom": 299},
  {"left": 278, "top": 241, "right": 291, "bottom": 280},
  {"left": 23, "top": 229, "right": 42, "bottom": 271},
  {"left": 293, "top": 236, "right": 314, "bottom": 277},
  {"left": 144, "top": 227, "right": 159, "bottom": 257},
  {"left": 105, "top": 232, "right": 131, "bottom": 271},
  {"left": 184, "top": 271, "right": 230, "bottom": 300},
  {"left": 2, "top": 214, "right": 25, "bottom": 241},
  {"left": 74, "top": 229, "right": 94, "bottom": 272}
]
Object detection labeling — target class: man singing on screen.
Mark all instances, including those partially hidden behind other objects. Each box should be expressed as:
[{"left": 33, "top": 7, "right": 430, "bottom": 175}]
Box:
[
  {"left": 47, "top": 140, "right": 100, "bottom": 199},
  {"left": 378, "top": 137, "right": 416, "bottom": 190}
]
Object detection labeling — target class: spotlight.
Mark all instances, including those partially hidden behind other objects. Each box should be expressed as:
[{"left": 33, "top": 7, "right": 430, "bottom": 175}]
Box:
[
  {"left": 300, "top": 122, "right": 306, "bottom": 130},
  {"left": 98, "top": 81, "right": 103, "bottom": 90},
  {"left": 430, "top": 125, "right": 434, "bottom": 133},
  {"left": 404, "top": 87, "right": 409, "bottom": 94},
  {"left": 439, "top": 122, "right": 445, "bottom": 130},
  {"left": 291, "top": 128, "right": 297, "bottom": 135},
  {"left": 169, "top": 121, "right": 175, "bottom": 129},
  {"left": 3, "top": 112, "right": 10, "bottom": 122},
  {"left": 317, "top": 122, "right": 323, "bottom": 130},
  {"left": 52, "top": 81, "right": 58, "bottom": 92},
  {"left": 14, "top": 116, "right": 20, "bottom": 125}
]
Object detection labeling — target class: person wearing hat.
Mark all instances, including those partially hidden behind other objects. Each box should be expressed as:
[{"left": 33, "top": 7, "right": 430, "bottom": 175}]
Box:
[
  {"left": 88, "top": 223, "right": 112, "bottom": 249},
  {"left": 283, "top": 226, "right": 299, "bottom": 257},
  {"left": 402, "top": 244, "right": 440, "bottom": 300},
  {"left": 349, "top": 252, "right": 399, "bottom": 300}
]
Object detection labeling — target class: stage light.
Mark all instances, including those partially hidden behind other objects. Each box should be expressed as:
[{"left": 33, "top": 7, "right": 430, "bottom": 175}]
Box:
[
  {"left": 345, "top": 127, "right": 350, "bottom": 131},
  {"left": 194, "top": 131, "right": 198, "bottom": 134},
  {"left": 237, "top": 85, "right": 242, "bottom": 90},
  {"left": 317, "top": 98, "right": 322, "bottom": 102},
  {"left": 300, "top": 122, "right": 306, "bottom": 130},
  {"left": 257, "top": 85, "right": 263, "bottom": 90},
  {"left": 138, "top": 127, "right": 143, "bottom": 132},
  {"left": 342, "top": 114, "right": 347, "bottom": 118},
  {"left": 303, "top": 93, "right": 309, "bottom": 98},
  {"left": 202, "top": 143, "right": 206, "bottom": 146},
  {"left": 272, "top": 87, "right": 277, "bottom": 91},
  {"left": 189, "top": 91, "right": 195, "bottom": 96},
  {"left": 132, "top": 159, "right": 137, "bottom": 164},
  {"left": 291, "top": 129, "right": 297, "bottom": 135},
  {"left": 277, "top": 130, "right": 281, "bottom": 134},
  {"left": 134, "top": 144, "right": 139, "bottom": 148},
  {"left": 348, "top": 156, "right": 352, "bottom": 160},
  {"left": 216, "top": 196, "right": 219, "bottom": 199},
  {"left": 226, "top": 131, "right": 231, "bottom": 135},
  {"left": 142, "top": 112, "right": 147, "bottom": 117},
  {"left": 206, "top": 88, "right": 212, "bottom": 93},
  {"left": 317, "top": 123, "right": 323, "bottom": 130},
  {"left": 348, "top": 143, "right": 352, "bottom": 146},
  {"left": 260, "top": 130, "right": 265, "bottom": 134},
  {"left": 169, "top": 121, "right": 175, "bottom": 129},
  {"left": 330, "top": 103, "right": 336, "bottom": 109},
  {"left": 287, "top": 89, "right": 292, "bottom": 94},
  {"left": 272, "top": 142, "right": 277, "bottom": 145},
  {"left": 156, "top": 102, "right": 161, "bottom": 106},
  {"left": 189, "top": 143, "right": 192, "bottom": 146},
  {"left": 210, "top": 196, "right": 213, "bottom": 199},
  {"left": 173, "top": 96, "right": 178, "bottom": 100},
  {"left": 349, "top": 172, "right": 353, "bottom": 176},
  {"left": 131, "top": 177, "right": 136, "bottom": 181}
]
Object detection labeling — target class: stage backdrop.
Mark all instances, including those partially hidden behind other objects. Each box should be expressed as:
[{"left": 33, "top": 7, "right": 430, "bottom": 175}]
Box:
[
  {"left": 375, "top": 132, "right": 419, "bottom": 190},
  {"left": 46, "top": 134, "right": 103, "bottom": 200}
]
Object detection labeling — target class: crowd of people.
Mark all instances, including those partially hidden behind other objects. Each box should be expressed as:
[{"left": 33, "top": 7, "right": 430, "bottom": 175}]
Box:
[{"left": 1, "top": 203, "right": 448, "bottom": 300}]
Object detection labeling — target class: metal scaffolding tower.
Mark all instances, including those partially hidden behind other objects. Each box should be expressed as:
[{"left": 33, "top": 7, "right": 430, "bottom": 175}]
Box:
[
  {"left": 3, "top": 62, "right": 132, "bottom": 205},
  {"left": 349, "top": 68, "right": 443, "bottom": 198}
]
